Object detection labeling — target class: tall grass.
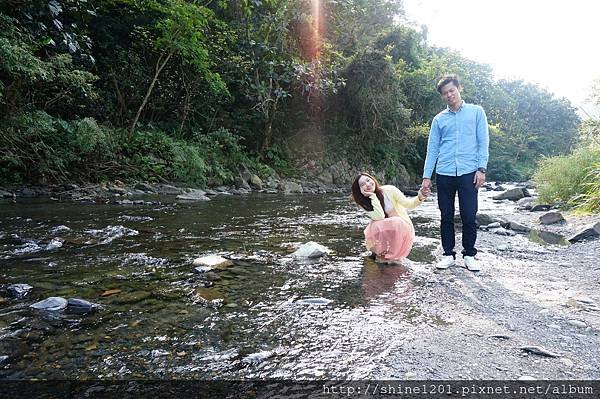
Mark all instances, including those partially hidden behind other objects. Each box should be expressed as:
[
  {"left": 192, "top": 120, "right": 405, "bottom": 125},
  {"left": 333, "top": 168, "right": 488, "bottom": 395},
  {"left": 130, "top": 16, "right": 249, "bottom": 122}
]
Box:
[{"left": 533, "top": 145, "right": 600, "bottom": 213}]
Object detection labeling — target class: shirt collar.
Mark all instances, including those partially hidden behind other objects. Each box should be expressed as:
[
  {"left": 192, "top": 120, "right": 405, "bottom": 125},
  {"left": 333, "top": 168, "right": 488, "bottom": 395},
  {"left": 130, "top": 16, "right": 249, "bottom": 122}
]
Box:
[{"left": 446, "top": 100, "right": 465, "bottom": 113}]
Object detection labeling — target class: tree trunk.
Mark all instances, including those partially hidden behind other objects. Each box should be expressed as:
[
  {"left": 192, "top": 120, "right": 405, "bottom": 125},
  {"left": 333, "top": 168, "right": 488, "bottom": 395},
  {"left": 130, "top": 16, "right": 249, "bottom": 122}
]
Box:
[{"left": 128, "top": 51, "right": 173, "bottom": 136}]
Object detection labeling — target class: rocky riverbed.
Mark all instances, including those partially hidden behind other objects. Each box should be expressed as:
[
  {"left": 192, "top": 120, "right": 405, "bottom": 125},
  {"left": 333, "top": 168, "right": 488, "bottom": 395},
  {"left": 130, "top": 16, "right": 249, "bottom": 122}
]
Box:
[{"left": 0, "top": 180, "right": 598, "bottom": 381}]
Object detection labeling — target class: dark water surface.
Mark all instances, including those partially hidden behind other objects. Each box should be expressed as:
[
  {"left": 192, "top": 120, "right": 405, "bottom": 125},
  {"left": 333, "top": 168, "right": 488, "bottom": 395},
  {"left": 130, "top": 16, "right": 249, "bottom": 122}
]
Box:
[{"left": 0, "top": 193, "right": 440, "bottom": 379}]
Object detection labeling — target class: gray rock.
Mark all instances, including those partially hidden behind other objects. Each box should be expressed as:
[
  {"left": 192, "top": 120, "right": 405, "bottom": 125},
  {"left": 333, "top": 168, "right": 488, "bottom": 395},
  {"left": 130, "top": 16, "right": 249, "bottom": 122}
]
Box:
[
  {"left": 493, "top": 227, "right": 516, "bottom": 236},
  {"left": 281, "top": 181, "right": 303, "bottom": 194},
  {"left": 568, "top": 222, "right": 600, "bottom": 243},
  {"left": 519, "top": 345, "right": 560, "bottom": 358},
  {"left": 516, "top": 197, "right": 535, "bottom": 210},
  {"left": 539, "top": 211, "right": 565, "bottom": 225},
  {"left": 30, "top": 296, "right": 68, "bottom": 311},
  {"left": 108, "top": 185, "right": 127, "bottom": 195},
  {"left": 292, "top": 242, "right": 330, "bottom": 258},
  {"left": 486, "top": 222, "right": 502, "bottom": 228},
  {"left": 176, "top": 190, "right": 210, "bottom": 201},
  {"left": 7, "top": 284, "right": 33, "bottom": 298},
  {"left": 528, "top": 230, "right": 570, "bottom": 246},
  {"left": 134, "top": 182, "right": 155, "bottom": 192},
  {"left": 0, "top": 356, "right": 8, "bottom": 365},
  {"left": 234, "top": 176, "right": 251, "bottom": 190},
  {"left": 508, "top": 221, "right": 531, "bottom": 233},
  {"left": 0, "top": 189, "right": 13, "bottom": 198},
  {"left": 20, "top": 188, "right": 37, "bottom": 197},
  {"left": 155, "top": 184, "right": 184, "bottom": 195},
  {"left": 493, "top": 188, "right": 526, "bottom": 201},
  {"left": 265, "top": 177, "right": 280, "bottom": 190},
  {"left": 66, "top": 298, "right": 97, "bottom": 314},
  {"left": 531, "top": 204, "right": 552, "bottom": 212}
]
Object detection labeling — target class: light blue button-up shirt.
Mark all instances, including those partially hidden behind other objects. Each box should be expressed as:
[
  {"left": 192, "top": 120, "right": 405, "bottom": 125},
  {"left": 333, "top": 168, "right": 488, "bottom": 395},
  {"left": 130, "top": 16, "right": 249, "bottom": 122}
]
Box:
[{"left": 422, "top": 102, "right": 489, "bottom": 179}]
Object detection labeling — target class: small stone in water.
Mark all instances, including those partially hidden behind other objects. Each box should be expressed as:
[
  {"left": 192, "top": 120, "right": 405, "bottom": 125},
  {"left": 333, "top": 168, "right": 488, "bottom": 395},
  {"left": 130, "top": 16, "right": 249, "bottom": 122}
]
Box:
[
  {"left": 7, "top": 284, "right": 33, "bottom": 298},
  {"left": 30, "top": 296, "right": 68, "bottom": 311},
  {"left": 192, "top": 255, "right": 233, "bottom": 268}
]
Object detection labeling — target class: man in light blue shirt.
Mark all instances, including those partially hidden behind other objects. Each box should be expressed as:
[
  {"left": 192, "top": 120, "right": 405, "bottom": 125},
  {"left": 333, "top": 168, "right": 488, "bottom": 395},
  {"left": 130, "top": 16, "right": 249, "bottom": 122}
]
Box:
[{"left": 421, "top": 74, "right": 489, "bottom": 271}]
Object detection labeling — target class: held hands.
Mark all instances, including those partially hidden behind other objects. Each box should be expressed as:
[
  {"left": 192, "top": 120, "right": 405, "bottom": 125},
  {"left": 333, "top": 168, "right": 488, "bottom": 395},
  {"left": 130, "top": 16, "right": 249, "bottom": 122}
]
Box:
[{"left": 419, "top": 178, "right": 432, "bottom": 201}]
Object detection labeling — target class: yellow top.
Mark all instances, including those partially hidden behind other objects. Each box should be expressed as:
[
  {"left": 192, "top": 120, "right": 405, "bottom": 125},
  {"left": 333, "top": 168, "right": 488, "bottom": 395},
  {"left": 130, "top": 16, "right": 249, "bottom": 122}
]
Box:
[{"left": 365, "top": 185, "right": 423, "bottom": 225}]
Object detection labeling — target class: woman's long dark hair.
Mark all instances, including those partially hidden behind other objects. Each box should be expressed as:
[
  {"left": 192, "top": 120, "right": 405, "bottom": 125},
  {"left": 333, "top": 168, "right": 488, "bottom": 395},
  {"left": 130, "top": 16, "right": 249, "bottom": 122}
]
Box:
[{"left": 351, "top": 173, "right": 387, "bottom": 217}]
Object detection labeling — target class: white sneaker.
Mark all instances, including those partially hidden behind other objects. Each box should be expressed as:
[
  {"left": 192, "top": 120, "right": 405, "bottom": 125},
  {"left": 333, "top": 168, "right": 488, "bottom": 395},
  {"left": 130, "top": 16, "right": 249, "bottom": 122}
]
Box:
[
  {"left": 436, "top": 255, "right": 455, "bottom": 269},
  {"left": 464, "top": 256, "right": 480, "bottom": 271}
]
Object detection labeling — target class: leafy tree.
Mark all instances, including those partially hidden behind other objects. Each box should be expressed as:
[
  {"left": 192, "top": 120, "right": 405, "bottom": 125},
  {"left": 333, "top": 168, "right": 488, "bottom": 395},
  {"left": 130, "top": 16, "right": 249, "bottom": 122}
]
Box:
[{"left": 126, "top": 0, "right": 227, "bottom": 135}]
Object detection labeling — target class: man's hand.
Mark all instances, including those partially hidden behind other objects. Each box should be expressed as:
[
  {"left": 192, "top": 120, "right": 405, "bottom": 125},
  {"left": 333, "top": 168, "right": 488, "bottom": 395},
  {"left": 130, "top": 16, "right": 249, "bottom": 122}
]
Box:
[
  {"left": 421, "top": 178, "right": 432, "bottom": 197},
  {"left": 473, "top": 171, "right": 486, "bottom": 189}
]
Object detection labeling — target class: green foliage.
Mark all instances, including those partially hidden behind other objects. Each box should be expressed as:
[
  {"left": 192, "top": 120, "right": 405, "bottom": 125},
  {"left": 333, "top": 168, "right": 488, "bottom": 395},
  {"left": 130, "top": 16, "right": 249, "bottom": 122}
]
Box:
[
  {"left": 0, "top": 0, "right": 586, "bottom": 187},
  {"left": 533, "top": 145, "right": 600, "bottom": 210},
  {"left": 569, "top": 162, "right": 600, "bottom": 214}
]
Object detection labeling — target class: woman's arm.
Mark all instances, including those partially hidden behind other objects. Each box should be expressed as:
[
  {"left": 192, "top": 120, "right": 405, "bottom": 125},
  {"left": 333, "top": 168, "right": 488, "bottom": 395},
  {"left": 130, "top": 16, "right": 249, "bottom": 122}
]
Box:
[{"left": 391, "top": 186, "right": 423, "bottom": 210}]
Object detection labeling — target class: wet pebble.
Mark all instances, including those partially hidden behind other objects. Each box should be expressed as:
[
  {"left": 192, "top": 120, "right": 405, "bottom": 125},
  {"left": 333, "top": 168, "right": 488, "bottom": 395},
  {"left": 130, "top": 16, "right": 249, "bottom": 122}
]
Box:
[
  {"left": 7, "top": 283, "right": 33, "bottom": 298},
  {"left": 30, "top": 297, "right": 68, "bottom": 311}
]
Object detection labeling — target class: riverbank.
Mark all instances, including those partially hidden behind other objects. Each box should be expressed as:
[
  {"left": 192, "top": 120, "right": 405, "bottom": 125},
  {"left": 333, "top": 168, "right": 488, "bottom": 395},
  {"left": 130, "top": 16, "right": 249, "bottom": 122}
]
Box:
[{"left": 394, "top": 185, "right": 600, "bottom": 379}]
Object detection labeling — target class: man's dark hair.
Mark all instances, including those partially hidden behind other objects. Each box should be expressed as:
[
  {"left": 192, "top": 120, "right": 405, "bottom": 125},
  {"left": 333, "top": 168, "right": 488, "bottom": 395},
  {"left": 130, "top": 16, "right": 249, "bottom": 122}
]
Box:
[{"left": 436, "top": 74, "right": 461, "bottom": 93}]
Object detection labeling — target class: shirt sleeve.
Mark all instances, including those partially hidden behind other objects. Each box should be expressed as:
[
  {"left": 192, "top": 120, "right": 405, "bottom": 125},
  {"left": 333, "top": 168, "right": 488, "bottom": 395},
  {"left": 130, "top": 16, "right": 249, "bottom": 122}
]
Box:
[
  {"left": 423, "top": 117, "right": 441, "bottom": 179},
  {"left": 391, "top": 186, "right": 423, "bottom": 209},
  {"left": 365, "top": 195, "right": 385, "bottom": 220},
  {"left": 477, "top": 107, "right": 490, "bottom": 169}
]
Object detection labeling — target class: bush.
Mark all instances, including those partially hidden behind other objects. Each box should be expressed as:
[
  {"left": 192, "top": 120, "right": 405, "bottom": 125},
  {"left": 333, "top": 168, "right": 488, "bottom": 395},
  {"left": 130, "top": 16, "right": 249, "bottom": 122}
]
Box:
[{"left": 533, "top": 145, "right": 600, "bottom": 211}]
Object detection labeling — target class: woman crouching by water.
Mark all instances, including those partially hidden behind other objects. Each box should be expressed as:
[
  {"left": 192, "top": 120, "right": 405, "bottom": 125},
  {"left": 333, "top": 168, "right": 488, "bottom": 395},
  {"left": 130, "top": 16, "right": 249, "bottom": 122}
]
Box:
[{"left": 352, "top": 173, "right": 428, "bottom": 262}]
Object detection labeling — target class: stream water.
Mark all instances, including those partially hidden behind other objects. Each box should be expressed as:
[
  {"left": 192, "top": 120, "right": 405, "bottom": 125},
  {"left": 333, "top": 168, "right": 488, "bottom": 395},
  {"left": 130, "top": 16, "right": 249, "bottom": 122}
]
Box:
[{"left": 0, "top": 193, "right": 444, "bottom": 379}]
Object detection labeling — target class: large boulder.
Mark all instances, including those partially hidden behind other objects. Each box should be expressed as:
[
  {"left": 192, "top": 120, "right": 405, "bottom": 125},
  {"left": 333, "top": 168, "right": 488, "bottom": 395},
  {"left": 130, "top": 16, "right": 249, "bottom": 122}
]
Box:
[
  {"left": 568, "top": 222, "right": 600, "bottom": 243},
  {"left": 249, "top": 174, "right": 263, "bottom": 190},
  {"left": 292, "top": 242, "right": 331, "bottom": 258},
  {"left": 492, "top": 188, "right": 526, "bottom": 201}
]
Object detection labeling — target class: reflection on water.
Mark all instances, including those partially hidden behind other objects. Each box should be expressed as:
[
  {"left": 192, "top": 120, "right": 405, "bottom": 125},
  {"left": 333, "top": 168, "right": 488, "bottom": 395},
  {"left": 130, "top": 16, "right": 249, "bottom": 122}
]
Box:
[{"left": 0, "top": 193, "right": 439, "bottom": 379}]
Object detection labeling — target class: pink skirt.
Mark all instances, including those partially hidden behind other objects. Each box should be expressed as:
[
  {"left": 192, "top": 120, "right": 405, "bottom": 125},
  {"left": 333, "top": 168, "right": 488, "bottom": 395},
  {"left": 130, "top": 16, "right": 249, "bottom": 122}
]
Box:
[{"left": 364, "top": 217, "right": 415, "bottom": 260}]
